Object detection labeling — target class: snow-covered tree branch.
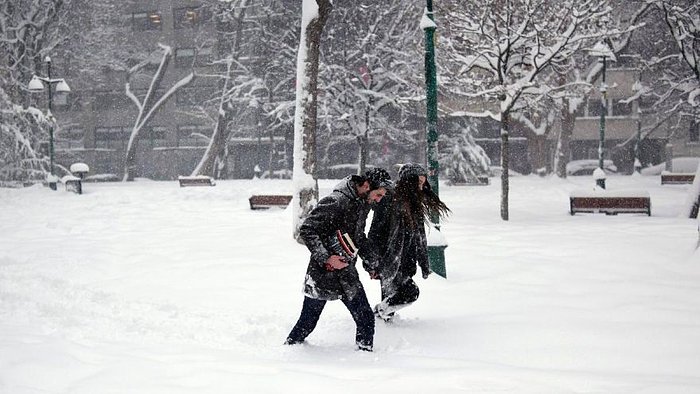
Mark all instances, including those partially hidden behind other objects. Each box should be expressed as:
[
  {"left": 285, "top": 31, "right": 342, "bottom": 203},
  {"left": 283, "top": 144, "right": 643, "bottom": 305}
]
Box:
[
  {"left": 122, "top": 44, "right": 195, "bottom": 181},
  {"left": 441, "top": 0, "right": 614, "bottom": 219}
]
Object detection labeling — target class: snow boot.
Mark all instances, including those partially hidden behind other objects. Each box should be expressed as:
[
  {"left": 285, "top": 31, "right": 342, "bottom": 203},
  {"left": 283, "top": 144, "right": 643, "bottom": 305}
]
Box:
[
  {"left": 373, "top": 303, "right": 395, "bottom": 323},
  {"left": 284, "top": 337, "right": 305, "bottom": 345}
]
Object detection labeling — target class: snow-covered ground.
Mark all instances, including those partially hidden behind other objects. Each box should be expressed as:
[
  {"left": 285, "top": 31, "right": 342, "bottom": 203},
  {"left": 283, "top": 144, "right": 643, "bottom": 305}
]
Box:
[{"left": 1, "top": 175, "right": 699, "bottom": 393}]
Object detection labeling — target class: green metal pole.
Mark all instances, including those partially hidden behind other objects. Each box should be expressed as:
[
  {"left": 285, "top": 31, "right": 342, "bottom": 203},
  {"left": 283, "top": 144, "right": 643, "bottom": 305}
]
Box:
[
  {"left": 634, "top": 74, "right": 642, "bottom": 173},
  {"left": 47, "top": 57, "right": 57, "bottom": 190},
  {"left": 597, "top": 56, "right": 607, "bottom": 189},
  {"left": 635, "top": 108, "right": 642, "bottom": 173},
  {"left": 423, "top": 0, "right": 446, "bottom": 278},
  {"left": 425, "top": 0, "right": 438, "bottom": 197}
]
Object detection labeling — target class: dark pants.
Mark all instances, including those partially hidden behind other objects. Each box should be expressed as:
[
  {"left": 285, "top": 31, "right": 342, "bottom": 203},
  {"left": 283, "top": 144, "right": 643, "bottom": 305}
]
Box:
[
  {"left": 287, "top": 291, "right": 375, "bottom": 349},
  {"left": 382, "top": 278, "right": 420, "bottom": 308}
]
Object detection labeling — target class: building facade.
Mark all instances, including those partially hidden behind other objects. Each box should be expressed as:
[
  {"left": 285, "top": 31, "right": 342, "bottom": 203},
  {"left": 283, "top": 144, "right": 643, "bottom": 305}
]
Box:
[{"left": 48, "top": 0, "right": 289, "bottom": 180}]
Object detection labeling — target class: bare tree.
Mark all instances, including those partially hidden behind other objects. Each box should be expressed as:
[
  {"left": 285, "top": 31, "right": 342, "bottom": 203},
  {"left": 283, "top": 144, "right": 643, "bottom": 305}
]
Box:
[
  {"left": 188, "top": 0, "right": 299, "bottom": 179},
  {"left": 318, "top": 0, "right": 423, "bottom": 174},
  {"left": 122, "top": 44, "right": 195, "bottom": 181},
  {"left": 190, "top": 0, "right": 253, "bottom": 178},
  {"left": 190, "top": 58, "right": 264, "bottom": 177},
  {"left": 649, "top": 0, "right": 699, "bottom": 218},
  {"left": 441, "top": 0, "right": 612, "bottom": 220},
  {"left": 292, "top": 0, "right": 332, "bottom": 241},
  {"left": 553, "top": 0, "right": 649, "bottom": 177},
  {"left": 254, "top": 2, "right": 300, "bottom": 178}
]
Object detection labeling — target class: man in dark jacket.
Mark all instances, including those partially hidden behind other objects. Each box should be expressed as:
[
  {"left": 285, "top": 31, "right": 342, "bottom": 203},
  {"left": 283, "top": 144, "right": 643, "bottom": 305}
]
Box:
[{"left": 285, "top": 168, "right": 392, "bottom": 351}]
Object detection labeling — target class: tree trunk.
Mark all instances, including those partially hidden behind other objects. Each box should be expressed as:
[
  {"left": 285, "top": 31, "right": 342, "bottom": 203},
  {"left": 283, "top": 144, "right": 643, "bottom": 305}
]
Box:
[
  {"left": 191, "top": 5, "right": 249, "bottom": 178},
  {"left": 292, "top": 0, "right": 332, "bottom": 242},
  {"left": 267, "top": 91, "right": 276, "bottom": 178},
  {"left": 501, "top": 110, "right": 510, "bottom": 221},
  {"left": 357, "top": 93, "right": 372, "bottom": 175},
  {"left": 529, "top": 134, "right": 547, "bottom": 174},
  {"left": 191, "top": 109, "right": 232, "bottom": 177},
  {"left": 357, "top": 133, "right": 368, "bottom": 175},
  {"left": 123, "top": 50, "right": 193, "bottom": 181},
  {"left": 123, "top": 52, "right": 173, "bottom": 181},
  {"left": 686, "top": 160, "right": 700, "bottom": 219},
  {"left": 556, "top": 100, "right": 575, "bottom": 178}
]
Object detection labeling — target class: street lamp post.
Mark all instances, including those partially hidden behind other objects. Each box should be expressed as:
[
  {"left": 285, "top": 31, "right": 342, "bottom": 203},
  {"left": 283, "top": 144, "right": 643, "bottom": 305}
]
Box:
[
  {"left": 588, "top": 42, "right": 615, "bottom": 189},
  {"left": 421, "top": 0, "right": 447, "bottom": 278},
  {"left": 28, "top": 56, "right": 71, "bottom": 190},
  {"left": 632, "top": 76, "right": 643, "bottom": 173}
]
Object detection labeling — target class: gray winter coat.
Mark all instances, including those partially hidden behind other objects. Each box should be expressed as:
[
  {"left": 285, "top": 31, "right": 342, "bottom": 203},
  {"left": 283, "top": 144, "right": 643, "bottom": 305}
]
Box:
[
  {"left": 368, "top": 190, "right": 430, "bottom": 298},
  {"left": 299, "top": 176, "right": 376, "bottom": 301}
]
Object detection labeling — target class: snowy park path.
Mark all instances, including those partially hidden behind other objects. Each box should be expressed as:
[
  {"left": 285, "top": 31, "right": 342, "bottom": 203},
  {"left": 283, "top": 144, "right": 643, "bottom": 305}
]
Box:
[{"left": 1, "top": 176, "right": 699, "bottom": 393}]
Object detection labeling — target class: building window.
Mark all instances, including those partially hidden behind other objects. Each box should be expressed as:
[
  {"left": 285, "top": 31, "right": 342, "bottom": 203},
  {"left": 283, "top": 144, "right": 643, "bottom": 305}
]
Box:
[
  {"left": 64, "top": 92, "right": 84, "bottom": 110},
  {"left": 132, "top": 11, "right": 162, "bottom": 31},
  {"left": 690, "top": 122, "right": 699, "bottom": 143},
  {"left": 132, "top": 88, "right": 164, "bottom": 103},
  {"left": 175, "top": 48, "right": 195, "bottom": 68},
  {"left": 177, "top": 125, "right": 211, "bottom": 147},
  {"left": 587, "top": 98, "right": 606, "bottom": 117},
  {"left": 95, "top": 127, "right": 130, "bottom": 150},
  {"left": 612, "top": 100, "right": 632, "bottom": 116},
  {"left": 197, "top": 47, "right": 214, "bottom": 65},
  {"left": 176, "top": 87, "right": 196, "bottom": 106},
  {"left": 148, "top": 126, "right": 169, "bottom": 148},
  {"left": 573, "top": 98, "right": 586, "bottom": 118},
  {"left": 55, "top": 128, "right": 84, "bottom": 150},
  {"left": 176, "top": 87, "right": 213, "bottom": 106},
  {"left": 175, "top": 47, "right": 214, "bottom": 68},
  {"left": 93, "top": 91, "right": 130, "bottom": 111},
  {"left": 585, "top": 146, "right": 599, "bottom": 160},
  {"left": 174, "top": 7, "right": 209, "bottom": 29}
]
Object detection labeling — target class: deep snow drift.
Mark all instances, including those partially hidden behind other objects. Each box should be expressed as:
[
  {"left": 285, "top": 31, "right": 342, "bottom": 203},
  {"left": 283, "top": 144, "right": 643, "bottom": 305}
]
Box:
[{"left": 1, "top": 175, "right": 699, "bottom": 393}]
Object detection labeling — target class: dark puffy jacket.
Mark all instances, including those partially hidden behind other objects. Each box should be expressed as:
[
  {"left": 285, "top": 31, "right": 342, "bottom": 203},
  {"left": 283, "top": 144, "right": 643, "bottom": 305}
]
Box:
[
  {"left": 368, "top": 191, "right": 429, "bottom": 297},
  {"left": 299, "top": 176, "right": 376, "bottom": 301}
]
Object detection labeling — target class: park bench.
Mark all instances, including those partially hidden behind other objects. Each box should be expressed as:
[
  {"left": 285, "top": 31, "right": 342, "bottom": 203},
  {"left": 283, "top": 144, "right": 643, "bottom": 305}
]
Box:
[
  {"left": 449, "top": 176, "right": 490, "bottom": 186},
  {"left": 249, "top": 194, "right": 293, "bottom": 210},
  {"left": 569, "top": 190, "right": 651, "bottom": 216},
  {"left": 178, "top": 175, "right": 216, "bottom": 187},
  {"left": 61, "top": 175, "right": 83, "bottom": 195},
  {"left": 660, "top": 173, "right": 695, "bottom": 185},
  {"left": 59, "top": 162, "right": 90, "bottom": 195}
]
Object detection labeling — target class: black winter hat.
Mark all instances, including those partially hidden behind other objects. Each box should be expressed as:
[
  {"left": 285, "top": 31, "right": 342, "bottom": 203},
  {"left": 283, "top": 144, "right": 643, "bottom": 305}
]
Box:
[
  {"left": 364, "top": 167, "right": 392, "bottom": 190},
  {"left": 398, "top": 163, "right": 427, "bottom": 181}
]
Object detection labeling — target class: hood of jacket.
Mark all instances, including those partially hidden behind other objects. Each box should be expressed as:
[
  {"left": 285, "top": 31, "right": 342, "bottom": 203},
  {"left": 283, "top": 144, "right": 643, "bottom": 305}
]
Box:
[{"left": 333, "top": 175, "right": 364, "bottom": 203}]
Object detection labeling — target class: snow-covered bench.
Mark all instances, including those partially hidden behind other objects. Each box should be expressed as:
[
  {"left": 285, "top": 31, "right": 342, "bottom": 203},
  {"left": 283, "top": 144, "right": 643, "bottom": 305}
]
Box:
[
  {"left": 449, "top": 176, "right": 490, "bottom": 186},
  {"left": 178, "top": 175, "right": 216, "bottom": 187},
  {"left": 60, "top": 163, "right": 90, "bottom": 195},
  {"left": 660, "top": 173, "right": 695, "bottom": 185},
  {"left": 569, "top": 189, "right": 651, "bottom": 216},
  {"left": 249, "top": 195, "right": 292, "bottom": 210},
  {"left": 61, "top": 175, "right": 82, "bottom": 195}
]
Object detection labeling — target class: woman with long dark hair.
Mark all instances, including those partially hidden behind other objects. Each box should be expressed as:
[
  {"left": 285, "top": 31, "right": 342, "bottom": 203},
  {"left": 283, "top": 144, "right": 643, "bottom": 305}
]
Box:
[{"left": 368, "top": 163, "right": 450, "bottom": 321}]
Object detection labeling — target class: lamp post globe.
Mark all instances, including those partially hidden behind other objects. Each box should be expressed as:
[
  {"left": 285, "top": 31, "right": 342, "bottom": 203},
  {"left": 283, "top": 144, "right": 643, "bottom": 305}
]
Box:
[{"left": 28, "top": 76, "right": 45, "bottom": 92}]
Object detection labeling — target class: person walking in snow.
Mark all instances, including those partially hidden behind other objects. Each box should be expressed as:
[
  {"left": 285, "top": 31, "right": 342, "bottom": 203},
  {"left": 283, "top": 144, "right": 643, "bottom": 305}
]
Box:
[
  {"left": 368, "top": 163, "right": 450, "bottom": 322},
  {"left": 285, "top": 168, "right": 392, "bottom": 351}
]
